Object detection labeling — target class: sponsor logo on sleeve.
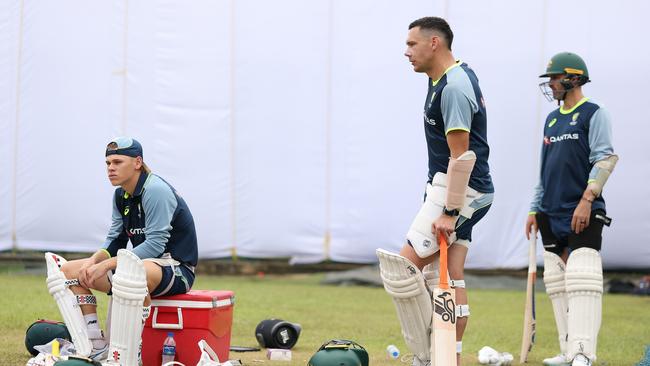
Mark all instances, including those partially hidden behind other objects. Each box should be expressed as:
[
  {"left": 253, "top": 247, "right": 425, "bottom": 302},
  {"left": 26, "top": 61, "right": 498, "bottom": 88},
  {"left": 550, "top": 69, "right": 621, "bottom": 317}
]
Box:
[{"left": 424, "top": 113, "right": 436, "bottom": 126}]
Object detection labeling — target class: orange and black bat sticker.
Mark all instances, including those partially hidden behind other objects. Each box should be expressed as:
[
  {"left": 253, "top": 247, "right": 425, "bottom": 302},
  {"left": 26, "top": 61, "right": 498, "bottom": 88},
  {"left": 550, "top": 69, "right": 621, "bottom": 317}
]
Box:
[{"left": 434, "top": 292, "right": 456, "bottom": 324}]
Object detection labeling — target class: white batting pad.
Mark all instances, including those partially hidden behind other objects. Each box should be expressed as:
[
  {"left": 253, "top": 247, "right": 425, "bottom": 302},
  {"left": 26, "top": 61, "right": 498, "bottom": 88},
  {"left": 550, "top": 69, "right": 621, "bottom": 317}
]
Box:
[
  {"left": 406, "top": 182, "right": 445, "bottom": 258},
  {"left": 106, "top": 249, "right": 148, "bottom": 366},
  {"left": 423, "top": 261, "right": 440, "bottom": 293},
  {"left": 104, "top": 296, "right": 113, "bottom": 344},
  {"left": 566, "top": 248, "right": 602, "bottom": 361},
  {"left": 45, "top": 252, "right": 93, "bottom": 357},
  {"left": 377, "top": 249, "right": 432, "bottom": 362},
  {"left": 543, "top": 251, "right": 568, "bottom": 355},
  {"left": 406, "top": 173, "right": 485, "bottom": 259}
]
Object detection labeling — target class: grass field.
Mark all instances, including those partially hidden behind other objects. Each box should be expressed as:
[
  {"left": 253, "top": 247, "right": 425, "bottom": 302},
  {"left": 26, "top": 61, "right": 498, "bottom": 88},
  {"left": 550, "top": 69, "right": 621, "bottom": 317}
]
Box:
[{"left": 1, "top": 272, "right": 648, "bottom": 366}]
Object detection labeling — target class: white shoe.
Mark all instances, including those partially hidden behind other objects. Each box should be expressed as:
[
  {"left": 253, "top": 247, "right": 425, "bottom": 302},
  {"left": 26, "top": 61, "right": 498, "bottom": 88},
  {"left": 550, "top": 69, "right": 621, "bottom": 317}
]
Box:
[
  {"left": 89, "top": 343, "right": 109, "bottom": 361},
  {"left": 412, "top": 356, "right": 431, "bottom": 366},
  {"left": 571, "top": 354, "right": 592, "bottom": 366},
  {"left": 542, "top": 353, "right": 571, "bottom": 366}
]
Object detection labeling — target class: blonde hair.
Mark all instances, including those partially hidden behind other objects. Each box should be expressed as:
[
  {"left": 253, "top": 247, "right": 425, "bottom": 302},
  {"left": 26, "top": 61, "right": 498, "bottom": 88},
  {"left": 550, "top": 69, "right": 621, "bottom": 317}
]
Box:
[{"left": 141, "top": 161, "right": 152, "bottom": 174}]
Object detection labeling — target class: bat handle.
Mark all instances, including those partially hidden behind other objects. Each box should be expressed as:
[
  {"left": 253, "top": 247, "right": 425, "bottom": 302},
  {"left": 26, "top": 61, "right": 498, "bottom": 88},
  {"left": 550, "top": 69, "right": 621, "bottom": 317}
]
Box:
[{"left": 438, "top": 232, "right": 449, "bottom": 287}]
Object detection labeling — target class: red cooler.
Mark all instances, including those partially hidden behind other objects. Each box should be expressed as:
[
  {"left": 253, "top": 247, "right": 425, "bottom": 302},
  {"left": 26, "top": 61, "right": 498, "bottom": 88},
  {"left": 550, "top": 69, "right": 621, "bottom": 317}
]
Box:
[{"left": 142, "top": 290, "right": 235, "bottom": 365}]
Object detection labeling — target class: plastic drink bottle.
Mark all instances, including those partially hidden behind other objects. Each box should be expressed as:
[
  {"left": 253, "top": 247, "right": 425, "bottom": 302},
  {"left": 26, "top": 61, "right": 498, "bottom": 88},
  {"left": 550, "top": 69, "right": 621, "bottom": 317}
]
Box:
[{"left": 161, "top": 332, "right": 176, "bottom": 365}]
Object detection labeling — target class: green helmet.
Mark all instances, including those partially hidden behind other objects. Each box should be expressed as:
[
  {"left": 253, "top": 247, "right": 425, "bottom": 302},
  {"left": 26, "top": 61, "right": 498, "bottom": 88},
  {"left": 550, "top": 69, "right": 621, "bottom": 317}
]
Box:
[
  {"left": 308, "top": 340, "right": 369, "bottom": 366},
  {"left": 539, "top": 52, "right": 590, "bottom": 102},
  {"left": 540, "top": 52, "right": 589, "bottom": 80},
  {"left": 25, "top": 320, "right": 71, "bottom": 356}
]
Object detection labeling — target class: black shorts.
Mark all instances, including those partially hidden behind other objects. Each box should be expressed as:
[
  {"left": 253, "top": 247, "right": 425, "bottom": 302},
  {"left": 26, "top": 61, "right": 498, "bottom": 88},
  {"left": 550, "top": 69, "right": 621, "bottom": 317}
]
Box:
[
  {"left": 151, "top": 264, "right": 195, "bottom": 298},
  {"left": 536, "top": 209, "right": 609, "bottom": 255}
]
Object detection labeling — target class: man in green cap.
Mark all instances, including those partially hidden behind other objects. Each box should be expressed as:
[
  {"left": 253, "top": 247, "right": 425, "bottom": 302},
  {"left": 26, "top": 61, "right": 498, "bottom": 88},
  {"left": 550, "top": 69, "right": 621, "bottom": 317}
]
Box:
[{"left": 525, "top": 52, "right": 618, "bottom": 366}]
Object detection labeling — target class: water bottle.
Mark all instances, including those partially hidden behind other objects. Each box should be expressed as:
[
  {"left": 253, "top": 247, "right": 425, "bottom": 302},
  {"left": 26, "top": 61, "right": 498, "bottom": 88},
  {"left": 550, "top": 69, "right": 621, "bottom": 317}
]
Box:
[
  {"left": 386, "top": 344, "right": 400, "bottom": 359},
  {"left": 161, "top": 332, "right": 176, "bottom": 365}
]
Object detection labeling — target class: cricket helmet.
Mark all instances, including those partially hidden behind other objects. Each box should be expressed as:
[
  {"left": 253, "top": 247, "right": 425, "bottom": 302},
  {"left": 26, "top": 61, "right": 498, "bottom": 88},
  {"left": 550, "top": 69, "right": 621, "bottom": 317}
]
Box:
[
  {"left": 540, "top": 52, "right": 590, "bottom": 79},
  {"left": 255, "top": 318, "right": 302, "bottom": 349},
  {"left": 25, "top": 319, "right": 71, "bottom": 356},
  {"left": 539, "top": 52, "right": 590, "bottom": 101},
  {"left": 308, "top": 339, "right": 369, "bottom": 366}
]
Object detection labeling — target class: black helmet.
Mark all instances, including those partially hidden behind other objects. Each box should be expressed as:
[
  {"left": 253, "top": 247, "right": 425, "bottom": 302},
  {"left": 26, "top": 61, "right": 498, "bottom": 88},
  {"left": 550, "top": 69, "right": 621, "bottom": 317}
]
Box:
[{"left": 255, "top": 319, "right": 302, "bottom": 349}]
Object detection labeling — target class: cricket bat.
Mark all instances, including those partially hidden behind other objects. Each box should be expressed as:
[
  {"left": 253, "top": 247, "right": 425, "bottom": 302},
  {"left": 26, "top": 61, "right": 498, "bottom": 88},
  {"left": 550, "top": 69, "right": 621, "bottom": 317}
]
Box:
[
  {"left": 519, "top": 232, "right": 537, "bottom": 363},
  {"left": 432, "top": 232, "right": 457, "bottom": 366}
]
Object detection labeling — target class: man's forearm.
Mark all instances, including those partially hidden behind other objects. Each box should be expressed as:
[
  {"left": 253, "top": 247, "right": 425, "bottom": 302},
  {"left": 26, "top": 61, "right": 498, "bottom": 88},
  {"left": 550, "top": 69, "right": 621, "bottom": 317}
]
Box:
[
  {"left": 581, "top": 187, "right": 596, "bottom": 204},
  {"left": 90, "top": 249, "right": 111, "bottom": 264}
]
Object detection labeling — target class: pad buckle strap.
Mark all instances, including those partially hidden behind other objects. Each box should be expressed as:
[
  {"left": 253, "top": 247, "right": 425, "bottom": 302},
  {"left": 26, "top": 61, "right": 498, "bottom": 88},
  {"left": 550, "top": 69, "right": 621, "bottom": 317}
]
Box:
[
  {"left": 66, "top": 279, "right": 100, "bottom": 305},
  {"left": 456, "top": 304, "right": 470, "bottom": 317},
  {"left": 76, "top": 294, "right": 97, "bottom": 306},
  {"left": 65, "top": 279, "right": 80, "bottom": 287},
  {"left": 450, "top": 279, "right": 466, "bottom": 288},
  {"left": 142, "top": 306, "right": 151, "bottom": 323}
]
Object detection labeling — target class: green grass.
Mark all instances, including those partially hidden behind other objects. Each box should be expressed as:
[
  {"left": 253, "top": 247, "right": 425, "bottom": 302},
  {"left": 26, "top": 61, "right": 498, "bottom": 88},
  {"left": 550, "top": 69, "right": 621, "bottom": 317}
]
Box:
[{"left": 1, "top": 273, "right": 648, "bottom": 365}]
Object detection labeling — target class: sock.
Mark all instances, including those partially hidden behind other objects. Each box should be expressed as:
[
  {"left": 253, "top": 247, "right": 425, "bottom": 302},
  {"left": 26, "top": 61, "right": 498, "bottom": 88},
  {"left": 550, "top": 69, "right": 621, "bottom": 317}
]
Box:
[{"left": 84, "top": 313, "right": 107, "bottom": 349}]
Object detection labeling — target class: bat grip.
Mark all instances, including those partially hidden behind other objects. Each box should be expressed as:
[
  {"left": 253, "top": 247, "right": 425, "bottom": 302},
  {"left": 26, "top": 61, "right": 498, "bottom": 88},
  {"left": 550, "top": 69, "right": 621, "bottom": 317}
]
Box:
[{"left": 438, "top": 232, "right": 449, "bottom": 288}]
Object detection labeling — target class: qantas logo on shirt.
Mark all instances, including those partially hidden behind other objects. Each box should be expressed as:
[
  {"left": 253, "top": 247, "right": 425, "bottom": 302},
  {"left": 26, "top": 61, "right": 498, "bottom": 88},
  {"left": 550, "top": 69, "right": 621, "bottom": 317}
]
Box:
[{"left": 544, "top": 133, "right": 579, "bottom": 145}]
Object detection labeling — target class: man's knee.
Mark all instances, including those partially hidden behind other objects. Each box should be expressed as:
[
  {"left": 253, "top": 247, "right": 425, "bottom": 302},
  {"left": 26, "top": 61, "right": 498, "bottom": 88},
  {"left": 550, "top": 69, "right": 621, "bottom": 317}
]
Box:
[
  {"left": 143, "top": 261, "right": 163, "bottom": 292},
  {"left": 400, "top": 243, "right": 436, "bottom": 270},
  {"left": 61, "top": 261, "right": 79, "bottom": 279}
]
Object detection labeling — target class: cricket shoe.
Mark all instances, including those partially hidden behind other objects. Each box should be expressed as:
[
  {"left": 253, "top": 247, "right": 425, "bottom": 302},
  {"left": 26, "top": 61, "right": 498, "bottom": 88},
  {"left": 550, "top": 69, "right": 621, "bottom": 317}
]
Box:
[
  {"left": 542, "top": 353, "right": 571, "bottom": 366},
  {"left": 571, "top": 354, "right": 592, "bottom": 366},
  {"left": 412, "top": 356, "right": 430, "bottom": 366},
  {"left": 89, "top": 343, "right": 109, "bottom": 361}
]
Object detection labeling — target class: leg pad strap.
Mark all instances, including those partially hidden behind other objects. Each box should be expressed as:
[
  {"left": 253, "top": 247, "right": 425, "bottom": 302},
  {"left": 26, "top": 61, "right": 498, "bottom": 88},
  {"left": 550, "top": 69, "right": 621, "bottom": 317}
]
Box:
[
  {"left": 450, "top": 279, "right": 465, "bottom": 288},
  {"left": 456, "top": 304, "right": 470, "bottom": 317}
]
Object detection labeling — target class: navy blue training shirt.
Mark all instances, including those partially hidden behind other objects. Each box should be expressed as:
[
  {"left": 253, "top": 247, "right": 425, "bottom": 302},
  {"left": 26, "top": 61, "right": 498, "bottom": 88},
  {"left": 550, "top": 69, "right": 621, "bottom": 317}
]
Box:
[
  {"left": 530, "top": 98, "right": 614, "bottom": 217},
  {"left": 423, "top": 61, "right": 494, "bottom": 193},
  {"left": 102, "top": 172, "right": 198, "bottom": 268}
]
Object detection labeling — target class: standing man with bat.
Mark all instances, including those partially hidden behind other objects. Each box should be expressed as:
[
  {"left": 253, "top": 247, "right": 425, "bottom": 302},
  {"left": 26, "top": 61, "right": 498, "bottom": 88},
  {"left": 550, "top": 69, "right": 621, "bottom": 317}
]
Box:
[
  {"left": 376, "top": 16, "right": 494, "bottom": 366},
  {"left": 525, "top": 52, "right": 617, "bottom": 366}
]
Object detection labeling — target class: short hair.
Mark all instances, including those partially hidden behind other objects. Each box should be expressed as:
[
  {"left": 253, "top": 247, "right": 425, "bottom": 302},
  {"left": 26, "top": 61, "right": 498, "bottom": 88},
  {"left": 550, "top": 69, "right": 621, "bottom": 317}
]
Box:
[{"left": 408, "top": 17, "right": 454, "bottom": 50}]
